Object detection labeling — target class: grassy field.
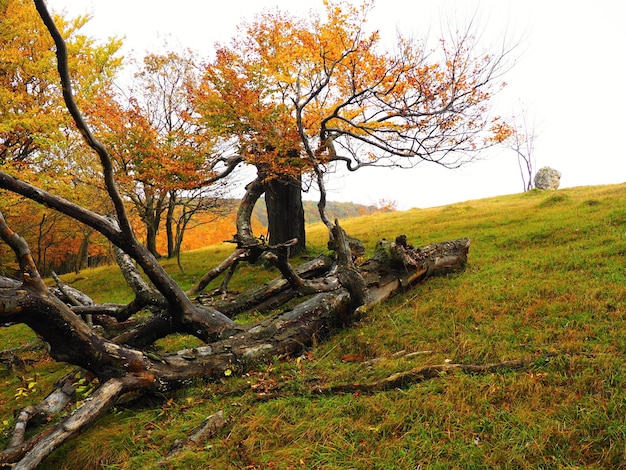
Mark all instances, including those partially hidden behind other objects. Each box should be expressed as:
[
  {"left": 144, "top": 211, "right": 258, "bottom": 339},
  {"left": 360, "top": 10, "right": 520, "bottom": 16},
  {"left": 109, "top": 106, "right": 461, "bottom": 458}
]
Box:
[{"left": 1, "top": 183, "right": 625, "bottom": 469}]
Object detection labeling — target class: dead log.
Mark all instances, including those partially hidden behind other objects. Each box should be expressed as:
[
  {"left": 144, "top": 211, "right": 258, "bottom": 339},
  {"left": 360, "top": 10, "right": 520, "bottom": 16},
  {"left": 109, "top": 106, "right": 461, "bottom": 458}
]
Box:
[
  {"left": 315, "top": 359, "right": 528, "bottom": 395},
  {"left": 6, "top": 371, "right": 81, "bottom": 449},
  {"left": 0, "top": 233, "right": 469, "bottom": 385},
  {"left": 1, "top": 185, "right": 470, "bottom": 467},
  {"left": 195, "top": 235, "right": 469, "bottom": 323},
  {"left": 0, "top": 234, "right": 469, "bottom": 467},
  {"left": 7, "top": 377, "right": 129, "bottom": 470},
  {"left": 162, "top": 411, "right": 226, "bottom": 461},
  {"left": 197, "top": 255, "right": 333, "bottom": 317},
  {"left": 361, "top": 237, "right": 470, "bottom": 307}
]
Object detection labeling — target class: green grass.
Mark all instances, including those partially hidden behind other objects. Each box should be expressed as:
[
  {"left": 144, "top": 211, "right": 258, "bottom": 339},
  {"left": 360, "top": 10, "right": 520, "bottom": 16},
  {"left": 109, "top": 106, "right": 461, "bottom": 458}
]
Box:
[{"left": 1, "top": 183, "right": 625, "bottom": 469}]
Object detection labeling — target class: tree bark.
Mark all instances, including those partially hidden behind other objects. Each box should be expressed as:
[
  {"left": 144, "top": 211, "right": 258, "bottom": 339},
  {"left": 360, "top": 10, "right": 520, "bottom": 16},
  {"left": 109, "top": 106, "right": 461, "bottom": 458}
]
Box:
[
  {"left": 166, "top": 191, "right": 177, "bottom": 258},
  {"left": 76, "top": 230, "right": 91, "bottom": 273},
  {"left": 162, "top": 411, "right": 226, "bottom": 461},
  {"left": 265, "top": 175, "right": 306, "bottom": 256},
  {"left": 10, "top": 377, "right": 129, "bottom": 470},
  {"left": 145, "top": 217, "right": 160, "bottom": 258}
]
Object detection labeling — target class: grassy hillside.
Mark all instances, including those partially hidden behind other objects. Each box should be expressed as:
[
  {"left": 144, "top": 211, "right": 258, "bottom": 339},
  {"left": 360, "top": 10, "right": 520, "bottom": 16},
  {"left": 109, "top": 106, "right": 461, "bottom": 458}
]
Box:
[{"left": 1, "top": 183, "right": 625, "bottom": 469}]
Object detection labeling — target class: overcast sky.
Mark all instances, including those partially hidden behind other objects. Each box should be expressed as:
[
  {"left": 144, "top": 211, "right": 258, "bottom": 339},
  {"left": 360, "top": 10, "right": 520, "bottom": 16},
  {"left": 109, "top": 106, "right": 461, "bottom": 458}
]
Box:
[{"left": 50, "top": 0, "right": 626, "bottom": 209}]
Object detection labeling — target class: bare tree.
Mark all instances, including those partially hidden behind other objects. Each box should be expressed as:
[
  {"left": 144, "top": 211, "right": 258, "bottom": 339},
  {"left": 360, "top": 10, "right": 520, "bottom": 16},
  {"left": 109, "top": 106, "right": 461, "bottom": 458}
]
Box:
[{"left": 506, "top": 108, "right": 537, "bottom": 191}]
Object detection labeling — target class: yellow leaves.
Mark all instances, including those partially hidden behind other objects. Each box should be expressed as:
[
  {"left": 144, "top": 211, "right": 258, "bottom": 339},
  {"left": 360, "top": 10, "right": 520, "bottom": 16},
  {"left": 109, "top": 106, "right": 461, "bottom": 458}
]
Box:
[
  {"left": 1, "top": 0, "right": 122, "bottom": 165},
  {"left": 14, "top": 376, "right": 37, "bottom": 401}
]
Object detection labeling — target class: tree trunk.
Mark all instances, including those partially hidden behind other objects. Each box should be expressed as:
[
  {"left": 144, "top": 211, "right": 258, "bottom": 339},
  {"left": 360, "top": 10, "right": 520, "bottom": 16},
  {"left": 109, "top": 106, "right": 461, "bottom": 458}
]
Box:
[
  {"left": 139, "top": 190, "right": 166, "bottom": 259},
  {"left": 145, "top": 222, "right": 160, "bottom": 258},
  {"left": 265, "top": 176, "right": 306, "bottom": 256},
  {"left": 165, "top": 191, "right": 177, "bottom": 258},
  {"left": 75, "top": 230, "right": 91, "bottom": 273}
]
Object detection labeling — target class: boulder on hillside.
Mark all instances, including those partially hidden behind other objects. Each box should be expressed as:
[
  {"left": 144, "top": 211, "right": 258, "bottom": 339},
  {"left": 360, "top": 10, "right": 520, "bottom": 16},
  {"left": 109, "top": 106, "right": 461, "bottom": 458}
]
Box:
[{"left": 534, "top": 167, "right": 561, "bottom": 190}]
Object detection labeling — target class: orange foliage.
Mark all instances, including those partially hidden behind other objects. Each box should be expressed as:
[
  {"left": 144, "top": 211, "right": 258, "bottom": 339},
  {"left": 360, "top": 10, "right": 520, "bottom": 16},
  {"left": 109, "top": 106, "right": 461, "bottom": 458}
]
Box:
[
  {"left": 191, "top": 0, "right": 511, "bottom": 184},
  {"left": 1, "top": 0, "right": 122, "bottom": 166},
  {"left": 153, "top": 211, "right": 267, "bottom": 254}
]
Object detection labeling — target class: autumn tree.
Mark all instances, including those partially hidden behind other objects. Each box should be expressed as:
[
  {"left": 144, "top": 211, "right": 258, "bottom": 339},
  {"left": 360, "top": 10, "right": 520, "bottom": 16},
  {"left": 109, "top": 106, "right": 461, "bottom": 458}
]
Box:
[
  {"left": 0, "top": 0, "right": 120, "bottom": 165},
  {"left": 89, "top": 50, "right": 233, "bottom": 258},
  {"left": 0, "top": 0, "right": 121, "bottom": 273},
  {"left": 0, "top": 0, "right": 65, "bottom": 163},
  {"left": 191, "top": 0, "right": 514, "bottom": 256}
]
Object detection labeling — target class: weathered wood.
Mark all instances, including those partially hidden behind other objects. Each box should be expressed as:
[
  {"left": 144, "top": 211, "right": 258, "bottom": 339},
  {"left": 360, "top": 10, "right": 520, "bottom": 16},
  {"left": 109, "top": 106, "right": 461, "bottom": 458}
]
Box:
[
  {"left": 7, "top": 378, "right": 128, "bottom": 470},
  {"left": 197, "top": 255, "right": 333, "bottom": 317},
  {"left": 162, "top": 411, "right": 226, "bottom": 460},
  {"left": 1, "top": 236, "right": 470, "bottom": 385},
  {"left": 6, "top": 371, "right": 80, "bottom": 449},
  {"left": 315, "top": 359, "right": 529, "bottom": 395},
  {"left": 0, "top": 233, "right": 470, "bottom": 466},
  {"left": 361, "top": 237, "right": 470, "bottom": 306}
]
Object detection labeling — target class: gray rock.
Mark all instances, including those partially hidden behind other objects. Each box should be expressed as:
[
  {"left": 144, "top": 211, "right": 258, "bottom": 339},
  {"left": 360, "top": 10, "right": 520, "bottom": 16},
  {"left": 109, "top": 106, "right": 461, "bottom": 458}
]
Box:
[{"left": 534, "top": 166, "right": 561, "bottom": 190}]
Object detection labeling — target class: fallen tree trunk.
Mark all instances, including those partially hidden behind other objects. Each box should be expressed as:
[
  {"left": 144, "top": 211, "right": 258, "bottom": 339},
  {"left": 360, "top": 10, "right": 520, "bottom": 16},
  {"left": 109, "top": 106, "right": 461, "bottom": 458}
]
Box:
[
  {"left": 196, "top": 254, "right": 334, "bottom": 317},
  {"left": 162, "top": 411, "right": 226, "bottom": 461},
  {"left": 315, "top": 359, "right": 528, "bottom": 395},
  {"left": 8, "top": 377, "right": 129, "bottom": 470},
  {"left": 362, "top": 237, "right": 470, "bottom": 306},
  {"left": 0, "top": 235, "right": 469, "bottom": 468}
]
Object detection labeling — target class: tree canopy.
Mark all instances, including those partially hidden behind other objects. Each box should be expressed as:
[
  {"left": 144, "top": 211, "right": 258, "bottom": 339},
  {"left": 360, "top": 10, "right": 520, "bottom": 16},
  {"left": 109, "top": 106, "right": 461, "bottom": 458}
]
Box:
[
  {"left": 88, "top": 49, "right": 232, "bottom": 257},
  {"left": 0, "top": 0, "right": 123, "bottom": 274},
  {"left": 190, "top": 0, "right": 513, "bottom": 250},
  {"left": 0, "top": 0, "right": 121, "bottom": 166}
]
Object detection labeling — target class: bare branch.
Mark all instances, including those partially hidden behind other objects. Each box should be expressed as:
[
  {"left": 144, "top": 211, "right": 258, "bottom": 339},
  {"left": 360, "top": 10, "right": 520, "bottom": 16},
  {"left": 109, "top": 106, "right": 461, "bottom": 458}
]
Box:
[{"left": 33, "top": 0, "right": 135, "bottom": 241}]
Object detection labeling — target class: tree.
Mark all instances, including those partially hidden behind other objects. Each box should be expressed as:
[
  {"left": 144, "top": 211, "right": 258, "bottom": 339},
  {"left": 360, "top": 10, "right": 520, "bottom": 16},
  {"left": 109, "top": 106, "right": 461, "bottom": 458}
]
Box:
[
  {"left": 0, "top": 2, "right": 512, "bottom": 467},
  {"left": 0, "top": 0, "right": 121, "bottom": 274},
  {"left": 191, "top": 0, "right": 514, "bottom": 255},
  {"left": 166, "top": 186, "right": 232, "bottom": 272},
  {"left": 505, "top": 108, "right": 537, "bottom": 191},
  {"left": 0, "top": 0, "right": 121, "bottom": 165},
  {"left": 87, "top": 49, "right": 234, "bottom": 258}
]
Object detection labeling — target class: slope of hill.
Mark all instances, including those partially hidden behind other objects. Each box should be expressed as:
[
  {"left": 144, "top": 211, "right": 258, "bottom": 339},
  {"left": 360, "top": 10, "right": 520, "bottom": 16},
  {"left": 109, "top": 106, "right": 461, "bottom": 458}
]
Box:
[{"left": 1, "top": 183, "right": 624, "bottom": 469}]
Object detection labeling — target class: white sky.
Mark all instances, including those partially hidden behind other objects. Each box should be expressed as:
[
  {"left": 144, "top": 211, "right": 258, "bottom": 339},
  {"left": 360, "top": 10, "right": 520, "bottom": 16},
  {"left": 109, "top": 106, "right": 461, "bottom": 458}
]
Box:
[{"left": 50, "top": 0, "right": 626, "bottom": 210}]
